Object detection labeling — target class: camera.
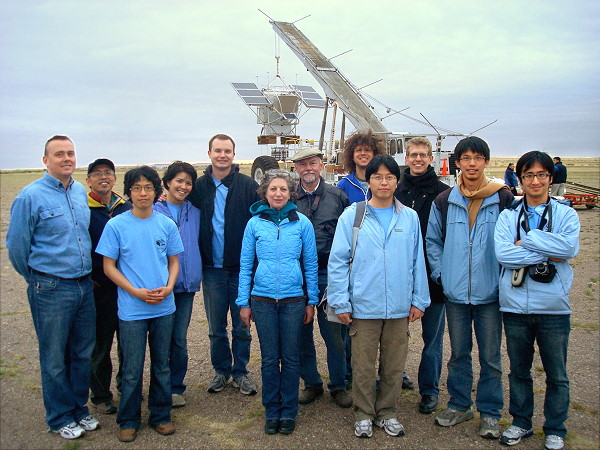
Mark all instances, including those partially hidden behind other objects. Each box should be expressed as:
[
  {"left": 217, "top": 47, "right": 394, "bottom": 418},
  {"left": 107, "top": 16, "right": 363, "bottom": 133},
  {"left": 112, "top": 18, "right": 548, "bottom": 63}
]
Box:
[{"left": 528, "top": 261, "right": 557, "bottom": 283}]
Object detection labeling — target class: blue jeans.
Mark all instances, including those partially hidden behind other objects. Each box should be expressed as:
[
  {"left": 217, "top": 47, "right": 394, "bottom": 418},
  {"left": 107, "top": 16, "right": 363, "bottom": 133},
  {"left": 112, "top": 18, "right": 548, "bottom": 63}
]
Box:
[
  {"left": 503, "top": 313, "right": 570, "bottom": 438},
  {"left": 117, "top": 313, "right": 174, "bottom": 429},
  {"left": 445, "top": 301, "right": 503, "bottom": 419},
  {"left": 418, "top": 301, "right": 446, "bottom": 396},
  {"left": 252, "top": 299, "right": 305, "bottom": 421},
  {"left": 202, "top": 267, "right": 251, "bottom": 378},
  {"left": 170, "top": 291, "right": 195, "bottom": 394},
  {"left": 27, "top": 272, "right": 95, "bottom": 430},
  {"left": 299, "top": 271, "right": 347, "bottom": 392}
]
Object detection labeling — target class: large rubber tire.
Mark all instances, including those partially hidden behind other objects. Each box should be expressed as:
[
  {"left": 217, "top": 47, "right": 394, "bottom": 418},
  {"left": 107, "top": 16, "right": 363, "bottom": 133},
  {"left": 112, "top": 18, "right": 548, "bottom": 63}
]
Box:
[{"left": 251, "top": 156, "right": 280, "bottom": 184}]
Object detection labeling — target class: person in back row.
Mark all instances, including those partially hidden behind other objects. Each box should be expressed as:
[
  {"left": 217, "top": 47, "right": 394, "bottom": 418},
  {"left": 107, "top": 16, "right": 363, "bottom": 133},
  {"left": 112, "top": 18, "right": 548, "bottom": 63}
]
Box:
[{"left": 426, "top": 136, "right": 513, "bottom": 439}]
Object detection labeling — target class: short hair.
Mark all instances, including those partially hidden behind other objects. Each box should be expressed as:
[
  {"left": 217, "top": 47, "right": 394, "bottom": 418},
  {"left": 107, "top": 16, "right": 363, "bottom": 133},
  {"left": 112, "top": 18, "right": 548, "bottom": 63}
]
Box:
[
  {"left": 44, "top": 135, "right": 73, "bottom": 156},
  {"left": 342, "top": 130, "right": 385, "bottom": 173},
  {"left": 365, "top": 154, "right": 401, "bottom": 182},
  {"left": 553, "top": 156, "right": 561, "bottom": 162},
  {"left": 209, "top": 134, "right": 236, "bottom": 152},
  {"left": 123, "top": 165, "right": 163, "bottom": 202},
  {"left": 162, "top": 161, "right": 197, "bottom": 190},
  {"left": 515, "top": 151, "right": 554, "bottom": 182},
  {"left": 256, "top": 169, "right": 298, "bottom": 203},
  {"left": 506, "top": 163, "right": 514, "bottom": 169},
  {"left": 406, "top": 136, "right": 432, "bottom": 156},
  {"left": 453, "top": 136, "right": 490, "bottom": 161}
]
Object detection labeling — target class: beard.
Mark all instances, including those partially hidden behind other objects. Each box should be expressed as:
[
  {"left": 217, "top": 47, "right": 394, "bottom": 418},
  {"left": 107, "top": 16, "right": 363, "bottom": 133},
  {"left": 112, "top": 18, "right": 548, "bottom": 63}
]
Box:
[{"left": 301, "top": 172, "right": 318, "bottom": 184}]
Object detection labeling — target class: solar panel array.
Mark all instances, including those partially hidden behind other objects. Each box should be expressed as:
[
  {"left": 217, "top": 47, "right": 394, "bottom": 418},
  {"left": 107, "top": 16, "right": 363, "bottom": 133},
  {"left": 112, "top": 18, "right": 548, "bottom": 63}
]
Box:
[
  {"left": 292, "top": 85, "right": 327, "bottom": 108},
  {"left": 231, "top": 82, "right": 271, "bottom": 106}
]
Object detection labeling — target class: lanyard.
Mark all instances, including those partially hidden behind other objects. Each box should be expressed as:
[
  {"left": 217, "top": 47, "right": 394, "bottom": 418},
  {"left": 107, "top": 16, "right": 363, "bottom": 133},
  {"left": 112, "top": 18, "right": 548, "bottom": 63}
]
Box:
[{"left": 516, "top": 198, "right": 552, "bottom": 241}]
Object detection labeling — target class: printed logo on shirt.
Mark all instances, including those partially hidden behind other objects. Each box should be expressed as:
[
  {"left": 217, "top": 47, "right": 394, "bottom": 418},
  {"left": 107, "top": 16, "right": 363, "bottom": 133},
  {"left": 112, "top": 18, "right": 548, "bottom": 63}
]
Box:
[
  {"left": 394, "top": 228, "right": 403, "bottom": 232},
  {"left": 155, "top": 239, "right": 167, "bottom": 252}
]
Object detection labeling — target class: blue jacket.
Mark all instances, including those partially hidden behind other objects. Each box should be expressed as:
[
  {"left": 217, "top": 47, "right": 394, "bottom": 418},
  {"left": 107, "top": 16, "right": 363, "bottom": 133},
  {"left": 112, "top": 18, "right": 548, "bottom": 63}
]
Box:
[
  {"left": 504, "top": 168, "right": 518, "bottom": 189},
  {"left": 153, "top": 200, "right": 202, "bottom": 293},
  {"left": 426, "top": 186, "right": 508, "bottom": 304},
  {"left": 494, "top": 198, "right": 579, "bottom": 314},
  {"left": 327, "top": 199, "right": 430, "bottom": 319},
  {"left": 236, "top": 202, "right": 319, "bottom": 307},
  {"left": 336, "top": 172, "right": 370, "bottom": 204}
]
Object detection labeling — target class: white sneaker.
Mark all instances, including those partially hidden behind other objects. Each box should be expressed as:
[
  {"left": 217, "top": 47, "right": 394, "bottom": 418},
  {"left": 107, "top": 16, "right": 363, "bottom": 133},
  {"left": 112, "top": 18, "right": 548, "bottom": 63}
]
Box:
[
  {"left": 500, "top": 425, "right": 534, "bottom": 445},
  {"left": 545, "top": 435, "right": 564, "bottom": 450},
  {"left": 50, "top": 422, "right": 85, "bottom": 439},
  {"left": 78, "top": 415, "right": 100, "bottom": 431},
  {"left": 354, "top": 419, "right": 373, "bottom": 438},
  {"left": 374, "top": 418, "right": 405, "bottom": 436},
  {"left": 172, "top": 393, "right": 187, "bottom": 407}
]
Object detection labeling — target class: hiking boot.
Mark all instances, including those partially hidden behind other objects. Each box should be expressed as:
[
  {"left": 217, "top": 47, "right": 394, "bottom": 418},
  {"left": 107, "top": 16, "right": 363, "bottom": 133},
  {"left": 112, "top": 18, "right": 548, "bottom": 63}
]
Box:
[
  {"left": 117, "top": 428, "right": 137, "bottom": 442},
  {"left": 50, "top": 422, "right": 85, "bottom": 439},
  {"left": 232, "top": 375, "right": 257, "bottom": 395},
  {"left": 500, "top": 425, "right": 534, "bottom": 446},
  {"left": 265, "top": 419, "right": 279, "bottom": 434},
  {"left": 298, "top": 386, "right": 323, "bottom": 404},
  {"left": 331, "top": 390, "right": 352, "bottom": 408},
  {"left": 94, "top": 400, "right": 117, "bottom": 414},
  {"left": 78, "top": 415, "right": 100, "bottom": 431},
  {"left": 207, "top": 374, "right": 231, "bottom": 393},
  {"left": 419, "top": 394, "right": 438, "bottom": 414},
  {"left": 479, "top": 416, "right": 501, "bottom": 439},
  {"left": 402, "top": 372, "right": 414, "bottom": 390},
  {"left": 279, "top": 419, "right": 296, "bottom": 435},
  {"left": 172, "top": 393, "right": 186, "bottom": 407},
  {"left": 354, "top": 419, "right": 373, "bottom": 438},
  {"left": 545, "top": 435, "right": 565, "bottom": 450},
  {"left": 152, "top": 422, "right": 176, "bottom": 435},
  {"left": 374, "top": 418, "right": 405, "bottom": 437},
  {"left": 435, "top": 406, "right": 474, "bottom": 427}
]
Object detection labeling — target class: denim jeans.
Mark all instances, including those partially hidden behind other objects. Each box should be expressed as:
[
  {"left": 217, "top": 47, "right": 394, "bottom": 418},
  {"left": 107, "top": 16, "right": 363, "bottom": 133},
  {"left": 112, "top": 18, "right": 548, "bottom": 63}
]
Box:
[
  {"left": 252, "top": 299, "right": 305, "bottom": 421},
  {"left": 503, "top": 313, "right": 570, "bottom": 438},
  {"left": 202, "top": 267, "right": 251, "bottom": 378},
  {"left": 418, "top": 301, "right": 446, "bottom": 396},
  {"left": 299, "top": 270, "right": 347, "bottom": 392},
  {"left": 117, "top": 313, "right": 174, "bottom": 429},
  {"left": 445, "top": 301, "right": 503, "bottom": 419},
  {"left": 27, "top": 272, "right": 95, "bottom": 430},
  {"left": 90, "top": 281, "right": 122, "bottom": 404},
  {"left": 170, "top": 291, "right": 195, "bottom": 394}
]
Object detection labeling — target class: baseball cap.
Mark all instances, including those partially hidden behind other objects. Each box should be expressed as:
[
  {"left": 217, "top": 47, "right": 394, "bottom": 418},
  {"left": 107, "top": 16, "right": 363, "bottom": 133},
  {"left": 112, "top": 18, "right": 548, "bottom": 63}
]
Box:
[{"left": 87, "top": 158, "right": 116, "bottom": 174}]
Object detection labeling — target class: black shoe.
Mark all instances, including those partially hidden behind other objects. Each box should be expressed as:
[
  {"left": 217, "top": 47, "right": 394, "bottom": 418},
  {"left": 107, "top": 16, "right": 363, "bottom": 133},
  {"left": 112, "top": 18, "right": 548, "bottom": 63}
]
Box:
[
  {"left": 279, "top": 419, "right": 296, "bottom": 435},
  {"left": 298, "top": 387, "right": 323, "bottom": 404},
  {"left": 331, "top": 390, "right": 353, "bottom": 408},
  {"left": 402, "top": 372, "right": 414, "bottom": 390},
  {"left": 264, "top": 420, "right": 279, "bottom": 435},
  {"left": 419, "top": 394, "right": 438, "bottom": 414}
]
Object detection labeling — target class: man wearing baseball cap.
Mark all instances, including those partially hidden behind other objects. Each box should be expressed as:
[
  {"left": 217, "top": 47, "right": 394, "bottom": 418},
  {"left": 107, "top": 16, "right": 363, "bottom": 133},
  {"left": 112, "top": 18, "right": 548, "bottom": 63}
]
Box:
[
  {"left": 292, "top": 148, "right": 352, "bottom": 408},
  {"left": 86, "top": 158, "right": 131, "bottom": 414}
]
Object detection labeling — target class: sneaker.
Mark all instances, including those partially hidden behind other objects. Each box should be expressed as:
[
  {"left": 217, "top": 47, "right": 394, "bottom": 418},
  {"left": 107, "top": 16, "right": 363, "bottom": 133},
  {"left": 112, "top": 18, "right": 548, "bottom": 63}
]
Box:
[
  {"left": 232, "top": 375, "right": 257, "bottom": 395},
  {"left": 50, "top": 422, "right": 85, "bottom": 439},
  {"left": 500, "top": 425, "right": 534, "bottom": 446},
  {"left": 479, "top": 416, "right": 500, "bottom": 439},
  {"left": 545, "top": 435, "right": 565, "bottom": 450},
  {"left": 78, "top": 415, "right": 100, "bottom": 431},
  {"left": 331, "top": 390, "right": 352, "bottom": 408},
  {"left": 299, "top": 387, "right": 323, "bottom": 404},
  {"left": 207, "top": 374, "right": 231, "bottom": 393},
  {"left": 94, "top": 400, "right": 117, "bottom": 414},
  {"left": 374, "top": 418, "right": 405, "bottom": 437},
  {"left": 152, "top": 422, "right": 176, "bottom": 435},
  {"left": 435, "top": 406, "right": 474, "bottom": 427},
  {"left": 172, "top": 393, "right": 186, "bottom": 407},
  {"left": 354, "top": 419, "right": 373, "bottom": 438}
]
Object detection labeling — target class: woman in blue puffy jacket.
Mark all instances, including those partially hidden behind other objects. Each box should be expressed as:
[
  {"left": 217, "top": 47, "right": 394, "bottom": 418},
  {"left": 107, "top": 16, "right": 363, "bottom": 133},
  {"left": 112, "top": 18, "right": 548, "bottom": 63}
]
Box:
[{"left": 237, "top": 169, "right": 318, "bottom": 435}]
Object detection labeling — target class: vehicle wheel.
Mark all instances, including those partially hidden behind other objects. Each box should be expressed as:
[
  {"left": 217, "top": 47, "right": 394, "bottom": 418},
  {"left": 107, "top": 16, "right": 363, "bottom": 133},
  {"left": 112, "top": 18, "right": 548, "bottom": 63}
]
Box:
[
  {"left": 251, "top": 156, "right": 280, "bottom": 183},
  {"left": 585, "top": 204, "right": 596, "bottom": 209}
]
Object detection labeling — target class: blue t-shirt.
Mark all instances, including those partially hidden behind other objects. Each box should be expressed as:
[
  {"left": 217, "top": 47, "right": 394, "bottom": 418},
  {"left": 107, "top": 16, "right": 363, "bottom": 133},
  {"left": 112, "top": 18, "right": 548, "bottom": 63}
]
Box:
[
  {"left": 526, "top": 203, "right": 547, "bottom": 230},
  {"left": 96, "top": 210, "right": 184, "bottom": 321},
  {"left": 372, "top": 205, "right": 394, "bottom": 236},
  {"left": 211, "top": 176, "right": 228, "bottom": 268},
  {"left": 166, "top": 202, "right": 182, "bottom": 225}
]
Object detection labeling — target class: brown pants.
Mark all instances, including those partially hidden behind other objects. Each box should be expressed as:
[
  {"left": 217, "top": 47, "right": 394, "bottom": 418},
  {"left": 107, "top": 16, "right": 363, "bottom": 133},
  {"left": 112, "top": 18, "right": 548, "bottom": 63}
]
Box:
[{"left": 350, "top": 317, "right": 409, "bottom": 421}]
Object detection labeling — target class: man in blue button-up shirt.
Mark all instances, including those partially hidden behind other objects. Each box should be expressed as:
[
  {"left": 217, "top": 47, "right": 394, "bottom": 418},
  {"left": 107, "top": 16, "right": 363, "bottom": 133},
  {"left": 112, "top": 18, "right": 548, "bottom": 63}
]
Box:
[{"left": 6, "top": 135, "right": 99, "bottom": 440}]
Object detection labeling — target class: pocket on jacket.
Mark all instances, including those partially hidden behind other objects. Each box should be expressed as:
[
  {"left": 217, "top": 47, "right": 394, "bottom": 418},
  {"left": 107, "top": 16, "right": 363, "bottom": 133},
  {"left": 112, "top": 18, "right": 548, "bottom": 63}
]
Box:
[{"left": 39, "top": 207, "right": 69, "bottom": 235}]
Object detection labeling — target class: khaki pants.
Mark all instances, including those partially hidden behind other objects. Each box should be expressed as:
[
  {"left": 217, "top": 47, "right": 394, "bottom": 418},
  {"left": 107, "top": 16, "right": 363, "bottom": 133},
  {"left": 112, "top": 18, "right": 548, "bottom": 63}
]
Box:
[{"left": 350, "top": 317, "right": 409, "bottom": 421}]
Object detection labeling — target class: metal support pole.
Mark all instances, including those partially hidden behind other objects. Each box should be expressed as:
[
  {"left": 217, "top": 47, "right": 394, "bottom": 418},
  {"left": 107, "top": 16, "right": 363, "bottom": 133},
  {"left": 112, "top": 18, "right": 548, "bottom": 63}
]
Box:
[{"left": 318, "top": 98, "right": 329, "bottom": 151}]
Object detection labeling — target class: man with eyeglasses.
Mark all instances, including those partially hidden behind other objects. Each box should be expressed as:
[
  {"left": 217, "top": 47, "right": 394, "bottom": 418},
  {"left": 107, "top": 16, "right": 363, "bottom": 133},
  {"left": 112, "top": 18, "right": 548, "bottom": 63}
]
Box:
[
  {"left": 86, "top": 159, "right": 131, "bottom": 415},
  {"left": 394, "top": 137, "right": 450, "bottom": 415},
  {"left": 426, "top": 136, "right": 513, "bottom": 439},
  {"left": 328, "top": 155, "right": 430, "bottom": 438}
]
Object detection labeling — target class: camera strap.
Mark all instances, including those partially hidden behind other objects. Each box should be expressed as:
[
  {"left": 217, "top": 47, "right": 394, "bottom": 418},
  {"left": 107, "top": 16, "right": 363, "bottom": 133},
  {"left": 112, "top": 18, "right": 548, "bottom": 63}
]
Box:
[{"left": 516, "top": 197, "right": 552, "bottom": 241}]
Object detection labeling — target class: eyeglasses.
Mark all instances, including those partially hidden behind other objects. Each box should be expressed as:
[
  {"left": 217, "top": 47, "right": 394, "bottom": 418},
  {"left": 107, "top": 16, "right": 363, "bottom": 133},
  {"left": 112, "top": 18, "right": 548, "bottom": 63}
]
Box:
[
  {"left": 407, "top": 152, "right": 430, "bottom": 159},
  {"left": 459, "top": 156, "right": 486, "bottom": 162},
  {"left": 130, "top": 185, "right": 155, "bottom": 192},
  {"left": 90, "top": 170, "right": 115, "bottom": 178},
  {"left": 521, "top": 172, "right": 550, "bottom": 181},
  {"left": 370, "top": 175, "right": 397, "bottom": 183}
]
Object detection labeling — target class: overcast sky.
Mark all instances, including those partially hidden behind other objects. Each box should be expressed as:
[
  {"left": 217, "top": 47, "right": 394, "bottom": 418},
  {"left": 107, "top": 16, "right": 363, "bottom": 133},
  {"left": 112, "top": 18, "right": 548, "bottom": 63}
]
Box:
[{"left": 1, "top": 0, "right": 599, "bottom": 169}]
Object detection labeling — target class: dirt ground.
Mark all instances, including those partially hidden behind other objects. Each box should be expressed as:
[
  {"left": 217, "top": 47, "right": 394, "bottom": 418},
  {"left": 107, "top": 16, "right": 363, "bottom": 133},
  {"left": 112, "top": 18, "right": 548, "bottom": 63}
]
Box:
[{"left": 1, "top": 167, "right": 598, "bottom": 449}]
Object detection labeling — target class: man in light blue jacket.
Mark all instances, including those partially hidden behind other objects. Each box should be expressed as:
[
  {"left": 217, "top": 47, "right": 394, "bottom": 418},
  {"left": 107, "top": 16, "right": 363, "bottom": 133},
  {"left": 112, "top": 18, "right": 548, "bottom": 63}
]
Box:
[
  {"left": 328, "top": 155, "right": 430, "bottom": 439},
  {"left": 495, "top": 151, "right": 579, "bottom": 450}
]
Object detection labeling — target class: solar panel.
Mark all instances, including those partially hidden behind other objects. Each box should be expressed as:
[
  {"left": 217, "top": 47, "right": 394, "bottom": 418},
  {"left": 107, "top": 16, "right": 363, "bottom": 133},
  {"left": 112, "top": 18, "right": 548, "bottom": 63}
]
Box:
[
  {"left": 232, "top": 82, "right": 259, "bottom": 89},
  {"left": 303, "top": 99, "right": 327, "bottom": 108},
  {"left": 241, "top": 97, "right": 270, "bottom": 106},
  {"left": 291, "top": 84, "right": 325, "bottom": 108},
  {"left": 292, "top": 85, "right": 317, "bottom": 93},
  {"left": 231, "top": 82, "right": 271, "bottom": 106},
  {"left": 283, "top": 113, "right": 298, "bottom": 120}
]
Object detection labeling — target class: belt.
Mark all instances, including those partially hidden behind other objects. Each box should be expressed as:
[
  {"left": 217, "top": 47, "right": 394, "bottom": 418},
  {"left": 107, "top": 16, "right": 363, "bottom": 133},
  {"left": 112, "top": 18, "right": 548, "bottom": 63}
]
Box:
[
  {"left": 30, "top": 268, "right": 90, "bottom": 282},
  {"left": 251, "top": 295, "right": 305, "bottom": 304}
]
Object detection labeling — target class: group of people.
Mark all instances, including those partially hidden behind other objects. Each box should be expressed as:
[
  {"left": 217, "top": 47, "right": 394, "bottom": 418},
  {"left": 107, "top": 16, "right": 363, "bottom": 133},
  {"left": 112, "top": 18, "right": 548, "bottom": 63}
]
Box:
[{"left": 6, "top": 132, "right": 579, "bottom": 450}]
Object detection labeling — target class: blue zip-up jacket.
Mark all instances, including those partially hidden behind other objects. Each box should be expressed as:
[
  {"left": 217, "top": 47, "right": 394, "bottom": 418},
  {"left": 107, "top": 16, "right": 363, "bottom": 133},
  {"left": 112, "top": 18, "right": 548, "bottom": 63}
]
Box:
[
  {"left": 153, "top": 200, "right": 202, "bottom": 293},
  {"left": 336, "top": 172, "right": 370, "bottom": 204},
  {"left": 327, "top": 199, "right": 430, "bottom": 318},
  {"left": 494, "top": 198, "right": 579, "bottom": 314},
  {"left": 236, "top": 202, "right": 319, "bottom": 307},
  {"left": 426, "top": 186, "right": 509, "bottom": 304}
]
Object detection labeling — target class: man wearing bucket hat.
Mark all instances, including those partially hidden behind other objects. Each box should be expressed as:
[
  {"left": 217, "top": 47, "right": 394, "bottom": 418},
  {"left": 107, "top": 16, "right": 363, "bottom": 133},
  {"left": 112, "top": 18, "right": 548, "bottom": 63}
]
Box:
[{"left": 292, "top": 148, "right": 352, "bottom": 408}]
